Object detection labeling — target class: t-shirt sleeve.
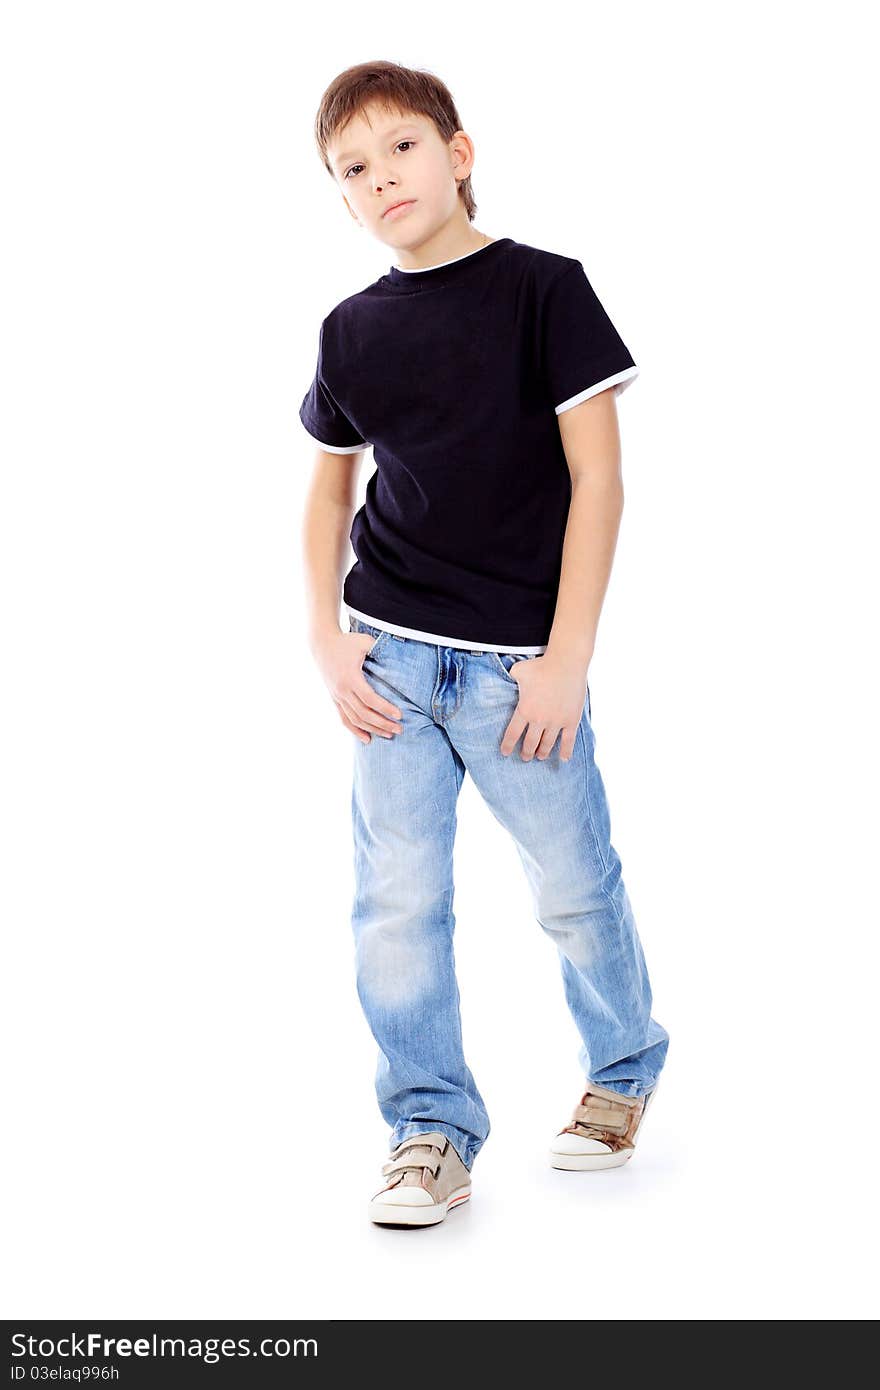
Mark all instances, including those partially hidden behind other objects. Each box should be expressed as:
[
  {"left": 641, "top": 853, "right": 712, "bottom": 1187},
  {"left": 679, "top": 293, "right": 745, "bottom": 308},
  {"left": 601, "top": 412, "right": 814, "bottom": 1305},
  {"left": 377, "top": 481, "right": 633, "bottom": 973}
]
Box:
[
  {"left": 299, "top": 321, "right": 367, "bottom": 454},
  {"left": 540, "top": 261, "right": 639, "bottom": 415}
]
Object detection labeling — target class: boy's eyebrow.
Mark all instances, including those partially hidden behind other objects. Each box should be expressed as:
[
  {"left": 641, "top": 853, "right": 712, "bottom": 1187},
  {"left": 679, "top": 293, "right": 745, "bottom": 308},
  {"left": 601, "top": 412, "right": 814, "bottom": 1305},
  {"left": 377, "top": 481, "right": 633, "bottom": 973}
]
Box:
[{"left": 332, "top": 122, "right": 421, "bottom": 169}]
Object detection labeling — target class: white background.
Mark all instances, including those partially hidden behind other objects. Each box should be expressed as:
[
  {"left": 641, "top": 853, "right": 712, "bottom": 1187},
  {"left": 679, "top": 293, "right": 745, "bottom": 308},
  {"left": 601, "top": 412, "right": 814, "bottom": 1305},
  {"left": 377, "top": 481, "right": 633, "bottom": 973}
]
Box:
[{"left": 2, "top": 0, "right": 878, "bottom": 1322}]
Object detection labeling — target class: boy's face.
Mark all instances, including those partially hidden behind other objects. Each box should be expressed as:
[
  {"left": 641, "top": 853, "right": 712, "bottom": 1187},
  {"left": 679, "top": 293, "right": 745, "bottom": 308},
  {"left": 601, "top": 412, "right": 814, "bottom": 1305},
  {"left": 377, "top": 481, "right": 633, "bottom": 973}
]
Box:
[{"left": 327, "top": 103, "right": 473, "bottom": 248}]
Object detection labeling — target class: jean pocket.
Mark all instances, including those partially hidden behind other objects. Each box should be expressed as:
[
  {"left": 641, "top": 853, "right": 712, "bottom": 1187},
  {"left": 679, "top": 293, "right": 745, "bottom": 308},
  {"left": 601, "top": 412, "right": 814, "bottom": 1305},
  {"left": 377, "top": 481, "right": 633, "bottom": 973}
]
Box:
[
  {"left": 350, "top": 616, "right": 389, "bottom": 660},
  {"left": 490, "top": 651, "right": 538, "bottom": 682}
]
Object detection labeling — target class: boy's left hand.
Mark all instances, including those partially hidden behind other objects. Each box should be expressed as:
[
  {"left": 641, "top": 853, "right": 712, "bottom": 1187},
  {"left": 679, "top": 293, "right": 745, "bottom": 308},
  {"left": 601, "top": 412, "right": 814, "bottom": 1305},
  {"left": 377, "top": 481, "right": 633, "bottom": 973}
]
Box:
[{"left": 501, "top": 654, "right": 589, "bottom": 762}]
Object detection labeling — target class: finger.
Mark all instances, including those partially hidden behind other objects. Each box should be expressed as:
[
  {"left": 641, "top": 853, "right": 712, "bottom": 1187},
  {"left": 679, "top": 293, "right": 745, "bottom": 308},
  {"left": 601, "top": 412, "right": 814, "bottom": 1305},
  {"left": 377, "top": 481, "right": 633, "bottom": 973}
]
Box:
[
  {"left": 519, "top": 721, "right": 547, "bottom": 761},
  {"left": 336, "top": 701, "right": 371, "bottom": 744},
  {"left": 343, "top": 677, "right": 405, "bottom": 735},
  {"left": 356, "top": 672, "right": 404, "bottom": 722},
  {"left": 350, "top": 674, "right": 404, "bottom": 732},
  {"left": 354, "top": 688, "right": 405, "bottom": 733},
  {"left": 534, "top": 725, "right": 561, "bottom": 760},
  {"left": 340, "top": 692, "right": 401, "bottom": 738},
  {"left": 558, "top": 725, "right": 578, "bottom": 762},
  {"left": 499, "top": 710, "right": 527, "bottom": 757}
]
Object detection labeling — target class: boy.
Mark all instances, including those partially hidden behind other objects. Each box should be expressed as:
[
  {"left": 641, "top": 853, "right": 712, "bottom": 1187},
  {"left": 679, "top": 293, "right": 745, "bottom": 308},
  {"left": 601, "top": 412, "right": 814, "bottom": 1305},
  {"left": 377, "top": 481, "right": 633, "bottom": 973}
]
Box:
[{"left": 300, "top": 60, "right": 669, "bottom": 1227}]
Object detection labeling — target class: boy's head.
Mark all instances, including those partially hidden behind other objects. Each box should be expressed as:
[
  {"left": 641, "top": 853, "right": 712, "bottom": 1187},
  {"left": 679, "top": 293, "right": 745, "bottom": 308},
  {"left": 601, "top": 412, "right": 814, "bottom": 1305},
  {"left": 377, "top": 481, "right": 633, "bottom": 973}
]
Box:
[{"left": 313, "top": 60, "right": 478, "bottom": 252}]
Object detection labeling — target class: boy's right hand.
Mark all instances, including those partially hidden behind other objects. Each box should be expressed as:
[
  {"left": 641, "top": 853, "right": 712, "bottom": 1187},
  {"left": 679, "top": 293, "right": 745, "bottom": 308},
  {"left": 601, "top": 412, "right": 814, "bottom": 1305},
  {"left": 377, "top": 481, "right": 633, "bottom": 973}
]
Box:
[{"left": 313, "top": 629, "right": 404, "bottom": 745}]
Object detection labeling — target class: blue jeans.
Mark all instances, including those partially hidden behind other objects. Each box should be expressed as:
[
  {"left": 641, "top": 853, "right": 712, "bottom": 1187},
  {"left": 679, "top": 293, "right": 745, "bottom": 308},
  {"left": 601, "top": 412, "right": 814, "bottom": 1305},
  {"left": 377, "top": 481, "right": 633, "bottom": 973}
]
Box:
[{"left": 348, "top": 616, "right": 670, "bottom": 1172}]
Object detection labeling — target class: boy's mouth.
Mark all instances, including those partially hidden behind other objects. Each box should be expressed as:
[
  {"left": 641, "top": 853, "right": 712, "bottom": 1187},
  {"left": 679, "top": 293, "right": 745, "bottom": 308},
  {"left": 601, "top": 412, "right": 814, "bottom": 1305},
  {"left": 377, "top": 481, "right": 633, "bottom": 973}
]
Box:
[{"left": 383, "top": 199, "right": 416, "bottom": 220}]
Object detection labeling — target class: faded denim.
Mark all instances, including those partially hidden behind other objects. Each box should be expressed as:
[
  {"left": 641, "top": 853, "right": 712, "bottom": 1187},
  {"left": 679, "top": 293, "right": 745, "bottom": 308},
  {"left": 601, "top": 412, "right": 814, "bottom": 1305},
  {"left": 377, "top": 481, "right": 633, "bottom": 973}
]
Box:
[{"left": 348, "top": 616, "right": 669, "bottom": 1171}]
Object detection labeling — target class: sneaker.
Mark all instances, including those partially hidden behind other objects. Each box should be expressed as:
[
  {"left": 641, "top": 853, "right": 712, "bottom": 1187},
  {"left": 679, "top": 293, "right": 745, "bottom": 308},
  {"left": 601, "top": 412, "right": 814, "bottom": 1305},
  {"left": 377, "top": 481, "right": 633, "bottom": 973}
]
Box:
[
  {"left": 368, "top": 1131, "right": 472, "bottom": 1226},
  {"left": 549, "top": 1080, "right": 658, "bottom": 1170}
]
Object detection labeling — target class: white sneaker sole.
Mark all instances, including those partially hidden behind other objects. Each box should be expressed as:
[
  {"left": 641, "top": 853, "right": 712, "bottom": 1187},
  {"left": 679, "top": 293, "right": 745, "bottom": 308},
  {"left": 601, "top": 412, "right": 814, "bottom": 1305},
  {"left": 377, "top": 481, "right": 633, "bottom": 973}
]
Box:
[
  {"left": 368, "top": 1184, "right": 471, "bottom": 1226},
  {"left": 549, "top": 1146, "right": 634, "bottom": 1171}
]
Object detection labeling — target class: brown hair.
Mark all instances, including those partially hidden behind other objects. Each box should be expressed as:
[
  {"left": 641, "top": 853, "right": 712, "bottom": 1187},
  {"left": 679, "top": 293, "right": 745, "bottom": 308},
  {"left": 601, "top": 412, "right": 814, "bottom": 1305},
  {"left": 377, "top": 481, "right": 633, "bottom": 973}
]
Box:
[{"left": 312, "top": 60, "right": 477, "bottom": 221}]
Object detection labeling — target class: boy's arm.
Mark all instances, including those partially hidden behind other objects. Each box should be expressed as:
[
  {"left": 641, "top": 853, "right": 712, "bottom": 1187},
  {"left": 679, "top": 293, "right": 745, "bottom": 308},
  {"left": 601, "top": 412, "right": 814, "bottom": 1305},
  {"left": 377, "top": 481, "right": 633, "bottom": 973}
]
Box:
[
  {"left": 299, "top": 317, "right": 370, "bottom": 647},
  {"left": 545, "top": 388, "right": 625, "bottom": 675},
  {"left": 302, "top": 448, "right": 368, "bottom": 648},
  {"left": 499, "top": 386, "right": 624, "bottom": 762},
  {"left": 301, "top": 448, "right": 405, "bottom": 743},
  {"left": 531, "top": 257, "right": 636, "bottom": 695}
]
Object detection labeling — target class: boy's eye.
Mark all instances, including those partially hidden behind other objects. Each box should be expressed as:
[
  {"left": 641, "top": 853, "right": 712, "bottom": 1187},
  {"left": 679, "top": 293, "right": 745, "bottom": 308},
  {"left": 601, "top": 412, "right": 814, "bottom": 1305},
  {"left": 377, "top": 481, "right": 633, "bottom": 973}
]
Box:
[{"left": 344, "top": 141, "right": 415, "bottom": 179}]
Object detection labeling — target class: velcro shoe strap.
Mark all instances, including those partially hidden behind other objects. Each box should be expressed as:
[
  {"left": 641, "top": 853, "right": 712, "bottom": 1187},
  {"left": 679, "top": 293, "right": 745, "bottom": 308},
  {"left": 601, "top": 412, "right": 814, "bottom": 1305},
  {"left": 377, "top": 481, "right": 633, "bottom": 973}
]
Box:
[
  {"left": 382, "top": 1154, "right": 438, "bottom": 1179},
  {"left": 393, "top": 1134, "right": 448, "bottom": 1157},
  {"left": 574, "top": 1100, "right": 631, "bottom": 1134}
]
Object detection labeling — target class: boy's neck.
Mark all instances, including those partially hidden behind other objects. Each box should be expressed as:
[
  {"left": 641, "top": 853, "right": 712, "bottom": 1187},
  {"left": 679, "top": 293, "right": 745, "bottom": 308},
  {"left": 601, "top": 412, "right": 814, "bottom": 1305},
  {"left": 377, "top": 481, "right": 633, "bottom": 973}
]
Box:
[{"left": 391, "top": 227, "right": 494, "bottom": 273}]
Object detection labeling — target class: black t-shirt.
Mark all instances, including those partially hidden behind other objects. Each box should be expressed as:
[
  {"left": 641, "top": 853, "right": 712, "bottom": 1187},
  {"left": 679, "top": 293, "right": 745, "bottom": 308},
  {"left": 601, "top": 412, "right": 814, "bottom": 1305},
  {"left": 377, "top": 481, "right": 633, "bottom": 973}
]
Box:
[{"left": 299, "top": 236, "right": 638, "bottom": 651}]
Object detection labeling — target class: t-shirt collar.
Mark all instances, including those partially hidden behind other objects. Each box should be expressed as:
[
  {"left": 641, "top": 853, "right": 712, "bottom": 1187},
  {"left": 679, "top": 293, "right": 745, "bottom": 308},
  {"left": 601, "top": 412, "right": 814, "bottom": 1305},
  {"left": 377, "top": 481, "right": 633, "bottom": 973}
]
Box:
[{"left": 385, "top": 237, "right": 513, "bottom": 289}]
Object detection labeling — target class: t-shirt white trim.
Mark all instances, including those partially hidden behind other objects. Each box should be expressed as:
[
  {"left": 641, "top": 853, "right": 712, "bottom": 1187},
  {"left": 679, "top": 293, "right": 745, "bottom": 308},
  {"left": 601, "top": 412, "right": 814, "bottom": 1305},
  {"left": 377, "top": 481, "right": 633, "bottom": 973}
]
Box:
[
  {"left": 301, "top": 422, "right": 367, "bottom": 454},
  {"left": 554, "top": 364, "right": 640, "bottom": 415},
  {"left": 346, "top": 606, "right": 547, "bottom": 654},
  {"left": 392, "top": 239, "right": 499, "bottom": 274}
]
